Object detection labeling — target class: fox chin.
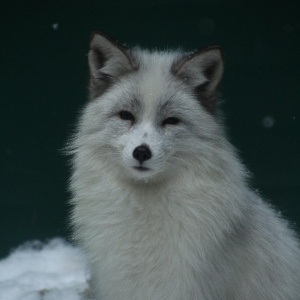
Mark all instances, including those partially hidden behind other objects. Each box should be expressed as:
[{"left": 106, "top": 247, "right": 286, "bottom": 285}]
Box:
[{"left": 68, "top": 32, "right": 300, "bottom": 300}]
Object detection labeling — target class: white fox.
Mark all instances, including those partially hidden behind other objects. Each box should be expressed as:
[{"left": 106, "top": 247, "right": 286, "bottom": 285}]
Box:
[{"left": 69, "top": 32, "right": 300, "bottom": 299}]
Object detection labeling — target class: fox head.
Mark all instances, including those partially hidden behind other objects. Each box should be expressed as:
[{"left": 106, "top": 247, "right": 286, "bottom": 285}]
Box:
[{"left": 73, "top": 32, "right": 225, "bottom": 183}]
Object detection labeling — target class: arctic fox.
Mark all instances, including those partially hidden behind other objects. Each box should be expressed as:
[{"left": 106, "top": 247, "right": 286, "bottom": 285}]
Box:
[{"left": 69, "top": 32, "right": 300, "bottom": 299}]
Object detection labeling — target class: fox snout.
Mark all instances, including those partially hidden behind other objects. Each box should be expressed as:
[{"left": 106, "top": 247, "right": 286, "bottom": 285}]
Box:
[{"left": 132, "top": 144, "right": 152, "bottom": 164}]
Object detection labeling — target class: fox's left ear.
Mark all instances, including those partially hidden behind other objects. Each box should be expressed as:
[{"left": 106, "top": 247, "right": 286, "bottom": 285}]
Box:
[{"left": 173, "top": 47, "right": 224, "bottom": 114}]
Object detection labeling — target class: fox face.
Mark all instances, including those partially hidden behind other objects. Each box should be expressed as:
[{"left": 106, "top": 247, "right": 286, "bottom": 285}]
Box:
[{"left": 74, "top": 32, "right": 224, "bottom": 182}]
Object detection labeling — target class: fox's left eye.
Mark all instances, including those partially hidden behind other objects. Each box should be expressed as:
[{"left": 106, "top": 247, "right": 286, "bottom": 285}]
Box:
[
  {"left": 162, "top": 117, "right": 180, "bottom": 126},
  {"left": 119, "top": 110, "right": 135, "bottom": 122}
]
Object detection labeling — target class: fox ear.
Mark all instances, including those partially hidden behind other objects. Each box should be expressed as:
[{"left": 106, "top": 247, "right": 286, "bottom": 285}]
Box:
[
  {"left": 173, "top": 47, "right": 224, "bottom": 114},
  {"left": 88, "top": 32, "right": 136, "bottom": 99}
]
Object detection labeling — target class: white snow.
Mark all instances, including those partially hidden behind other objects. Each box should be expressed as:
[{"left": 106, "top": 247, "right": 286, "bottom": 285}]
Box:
[{"left": 0, "top": 238, "right": 90, "bottom": 300}]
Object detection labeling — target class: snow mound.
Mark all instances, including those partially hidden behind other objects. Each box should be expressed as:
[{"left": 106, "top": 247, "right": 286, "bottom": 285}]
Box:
[{"left": 0, "top": 238, "right": 90, "bottom": 300}]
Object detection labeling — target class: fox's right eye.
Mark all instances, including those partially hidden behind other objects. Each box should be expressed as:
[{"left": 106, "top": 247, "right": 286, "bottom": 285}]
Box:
[{"left": 119, "top": 111, "right": 135, "bottom": 122}]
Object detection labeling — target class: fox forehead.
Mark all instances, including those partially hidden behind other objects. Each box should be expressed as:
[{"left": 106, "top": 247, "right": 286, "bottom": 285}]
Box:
[{"left": 111, "top": 52, "right": 186, "bottom": 116}]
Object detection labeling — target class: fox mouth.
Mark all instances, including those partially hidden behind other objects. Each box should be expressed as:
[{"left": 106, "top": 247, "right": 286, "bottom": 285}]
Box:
[{"left": 133, "top": 166, "right": 151, "bottom": 172}]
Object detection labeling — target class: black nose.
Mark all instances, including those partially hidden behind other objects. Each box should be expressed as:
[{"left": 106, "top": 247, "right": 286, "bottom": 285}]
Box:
[{"left": 132, "top": 145, "right": 152, "bottom": 164}]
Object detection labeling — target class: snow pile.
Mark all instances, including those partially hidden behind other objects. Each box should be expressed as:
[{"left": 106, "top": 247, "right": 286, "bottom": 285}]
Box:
[{"left": 0, "top": 238, "right": 90, "bottom": 300}]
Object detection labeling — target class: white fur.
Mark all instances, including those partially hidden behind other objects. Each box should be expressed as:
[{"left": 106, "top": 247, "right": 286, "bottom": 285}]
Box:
[{"left": 69, "top": 34, "right": 300, "bottom": 299}]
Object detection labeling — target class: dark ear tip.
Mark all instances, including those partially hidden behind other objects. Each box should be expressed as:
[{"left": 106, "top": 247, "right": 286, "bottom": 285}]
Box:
[
  {"left": 90, "top": 31, "right": 97, "bottom": 41},
  {"left": 89, "top": 32, "right": 98, "bottom": 48},
  {"left": 89, "top": 30, "right": 113, "bottom": 47},
  {"left": 206, "top": 46, "right": 224, "bottom": 60},
  {"left": 216, "top": 47, "right": 224, "bottom": 60},
  {"left": 89, "top": 31, "right": 129, "bottom": 51}
]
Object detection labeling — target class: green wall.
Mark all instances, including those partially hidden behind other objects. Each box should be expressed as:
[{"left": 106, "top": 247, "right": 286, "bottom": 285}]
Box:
[{"left": 1, "top": 0, "right": 299, "bottom": 258}]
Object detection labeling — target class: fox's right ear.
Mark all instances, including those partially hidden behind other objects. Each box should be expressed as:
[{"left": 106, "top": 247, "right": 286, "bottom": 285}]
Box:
[
  {"left": 173, "top": 47, "right": 224, "bottom": 115},
  {"left": 88, "top": 32, "right": 136, "bottom": 99}
]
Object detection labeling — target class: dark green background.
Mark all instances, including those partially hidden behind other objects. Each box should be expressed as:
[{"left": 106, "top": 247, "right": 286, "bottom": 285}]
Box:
[{"left": 1, "top": 0, "right": 299, "bottom": 258}]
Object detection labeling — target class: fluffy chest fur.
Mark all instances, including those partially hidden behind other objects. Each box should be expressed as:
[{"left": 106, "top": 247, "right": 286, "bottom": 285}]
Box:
[{"left": 72, "top": 179, "right": 246, "bottom": 300}]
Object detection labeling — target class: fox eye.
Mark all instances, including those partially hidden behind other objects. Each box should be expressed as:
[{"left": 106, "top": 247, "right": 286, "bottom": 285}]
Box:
[
  {"left": 119, "top": 111, "right": 135, "bottom": 122},
  {"left": 162, "top": 117, "right": 180, "bottom": 126}
]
